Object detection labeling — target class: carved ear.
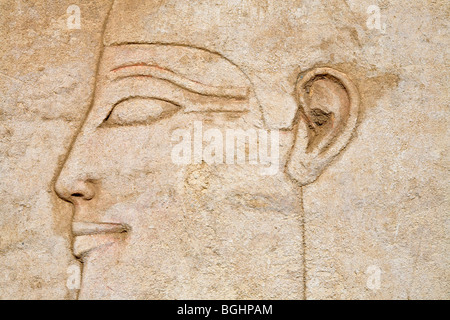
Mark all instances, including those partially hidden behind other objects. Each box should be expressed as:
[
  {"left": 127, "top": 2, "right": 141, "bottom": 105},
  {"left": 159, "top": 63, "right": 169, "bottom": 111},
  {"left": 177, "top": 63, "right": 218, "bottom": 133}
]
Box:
[{"left": 286, "top": 67, "right": 360, "bottom": 186}]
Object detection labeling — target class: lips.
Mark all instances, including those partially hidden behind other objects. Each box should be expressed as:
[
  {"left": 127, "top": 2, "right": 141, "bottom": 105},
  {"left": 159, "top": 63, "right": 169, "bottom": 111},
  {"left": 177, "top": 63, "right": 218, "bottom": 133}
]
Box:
[{"left": 72, "top": 221, "right": 130, "bottom": 258}]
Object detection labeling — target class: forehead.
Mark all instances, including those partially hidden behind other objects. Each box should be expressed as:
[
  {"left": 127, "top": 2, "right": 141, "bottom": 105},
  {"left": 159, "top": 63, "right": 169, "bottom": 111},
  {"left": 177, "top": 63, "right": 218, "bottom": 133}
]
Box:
[{"left": 99, "top": 44, "right": 250, "bottom": 89}]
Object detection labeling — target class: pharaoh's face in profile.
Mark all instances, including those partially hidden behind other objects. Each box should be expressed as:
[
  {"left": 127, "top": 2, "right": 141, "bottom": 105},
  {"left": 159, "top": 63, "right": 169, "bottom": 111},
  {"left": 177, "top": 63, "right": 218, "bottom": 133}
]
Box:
[{"left": 54, "top": 1, "right": 359, "bottom": 299}]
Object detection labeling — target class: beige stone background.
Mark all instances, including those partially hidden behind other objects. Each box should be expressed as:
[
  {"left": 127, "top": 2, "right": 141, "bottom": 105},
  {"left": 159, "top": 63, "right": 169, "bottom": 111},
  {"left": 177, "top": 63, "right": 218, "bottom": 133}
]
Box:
[{"left": 0, "top": 0, "right": 448, "bottom": 299}]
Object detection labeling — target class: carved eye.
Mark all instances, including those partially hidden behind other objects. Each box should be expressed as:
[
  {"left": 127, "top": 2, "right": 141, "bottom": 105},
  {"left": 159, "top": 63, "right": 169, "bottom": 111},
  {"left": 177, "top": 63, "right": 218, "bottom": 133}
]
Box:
[{"left": 102, "top": 97, "right": 180, "bottom": 126}]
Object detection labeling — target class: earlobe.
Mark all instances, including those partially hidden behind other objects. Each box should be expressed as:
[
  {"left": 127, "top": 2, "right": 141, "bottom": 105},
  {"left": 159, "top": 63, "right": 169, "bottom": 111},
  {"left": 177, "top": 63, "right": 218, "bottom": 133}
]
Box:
[{"left": 286, "top": 67, "right": 360, "bottom": 186}]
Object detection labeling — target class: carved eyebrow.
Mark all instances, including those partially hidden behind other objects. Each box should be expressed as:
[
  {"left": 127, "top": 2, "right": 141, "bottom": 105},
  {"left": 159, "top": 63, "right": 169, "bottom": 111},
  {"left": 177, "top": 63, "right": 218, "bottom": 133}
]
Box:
[{"left": 110, "top": 63, "right": 250, "bottom": 99}]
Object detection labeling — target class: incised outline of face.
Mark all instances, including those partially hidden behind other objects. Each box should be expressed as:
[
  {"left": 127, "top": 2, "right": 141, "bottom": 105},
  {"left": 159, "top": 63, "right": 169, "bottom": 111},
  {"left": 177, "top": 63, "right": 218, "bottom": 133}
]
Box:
[{"left": 55, "top": 0, "right": 360, "bottom": 299}]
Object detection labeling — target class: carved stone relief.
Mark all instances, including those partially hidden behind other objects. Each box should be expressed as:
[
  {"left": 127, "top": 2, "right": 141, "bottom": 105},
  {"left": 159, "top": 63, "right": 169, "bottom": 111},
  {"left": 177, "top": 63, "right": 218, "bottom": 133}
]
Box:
[{"left": 0, "top": 0, "right": 448, "bottom": 300}]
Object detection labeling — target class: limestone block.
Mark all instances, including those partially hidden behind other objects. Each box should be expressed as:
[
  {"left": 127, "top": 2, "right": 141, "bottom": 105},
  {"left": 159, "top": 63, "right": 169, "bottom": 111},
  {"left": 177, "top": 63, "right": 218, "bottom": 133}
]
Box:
[{"left": 0, "top": 0, "right": 448, "bottom": 299}]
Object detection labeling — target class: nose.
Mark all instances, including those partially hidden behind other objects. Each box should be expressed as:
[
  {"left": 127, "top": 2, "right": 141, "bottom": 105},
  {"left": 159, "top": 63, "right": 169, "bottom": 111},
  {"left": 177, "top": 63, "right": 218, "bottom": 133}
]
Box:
[{"left": 55, "top": 174, "right": 96, "bottom": 204}]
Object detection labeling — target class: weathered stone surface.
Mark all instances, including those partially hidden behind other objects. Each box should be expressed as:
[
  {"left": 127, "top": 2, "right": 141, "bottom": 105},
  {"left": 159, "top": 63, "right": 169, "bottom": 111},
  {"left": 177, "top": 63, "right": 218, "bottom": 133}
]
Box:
[{"left": 0, "top": 0, "right": 448, "bottom": 299}]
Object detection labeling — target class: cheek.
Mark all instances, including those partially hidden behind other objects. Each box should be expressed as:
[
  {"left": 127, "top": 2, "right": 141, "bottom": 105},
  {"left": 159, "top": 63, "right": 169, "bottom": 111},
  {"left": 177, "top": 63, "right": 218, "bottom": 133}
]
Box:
[
  {"left": 91, "top": 126, "right": 176, "bottom": 170},
  {"left": 86, "top": 125, "right": 183, "bottom": 195}
]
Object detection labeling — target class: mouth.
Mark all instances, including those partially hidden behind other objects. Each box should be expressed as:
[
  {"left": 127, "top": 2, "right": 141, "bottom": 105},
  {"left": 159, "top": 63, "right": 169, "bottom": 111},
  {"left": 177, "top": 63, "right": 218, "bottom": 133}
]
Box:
[{"left": 72, "top": 221, "right": 130, "bottom": 259}]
